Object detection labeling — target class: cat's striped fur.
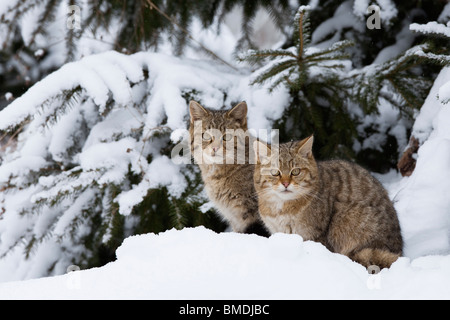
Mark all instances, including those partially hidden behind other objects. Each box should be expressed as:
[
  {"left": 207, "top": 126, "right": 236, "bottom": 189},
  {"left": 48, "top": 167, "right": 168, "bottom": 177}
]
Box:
[
  {"left": 189, "top": 100, "right": 268, "bottom": 236},
  {"left": 253, "top": 136, "right": 403, "bottom": 268}
]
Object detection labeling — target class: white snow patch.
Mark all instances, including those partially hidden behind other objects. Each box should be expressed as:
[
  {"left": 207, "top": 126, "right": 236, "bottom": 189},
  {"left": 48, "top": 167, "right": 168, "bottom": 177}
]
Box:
[
  {"left": 410, "top": 21, "right": 450, "bottom": 38},
  {"left": 1, "top": 227, "right": 450, "bottom": 299},
  {"left": 392, "top": 67, "right": 450, "bottom": 258}
]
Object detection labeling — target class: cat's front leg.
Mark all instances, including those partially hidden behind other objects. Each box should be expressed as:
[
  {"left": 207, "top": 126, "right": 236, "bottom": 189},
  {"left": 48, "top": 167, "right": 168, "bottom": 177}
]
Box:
[{"left": 243, "top": 219, "right": 270, "bottom": 237}]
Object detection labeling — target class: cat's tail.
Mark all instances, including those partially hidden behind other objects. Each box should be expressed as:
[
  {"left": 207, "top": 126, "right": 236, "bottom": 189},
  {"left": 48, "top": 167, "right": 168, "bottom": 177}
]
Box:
[{"left": 350, "top": 248, "right": 400, "bottom": 270}]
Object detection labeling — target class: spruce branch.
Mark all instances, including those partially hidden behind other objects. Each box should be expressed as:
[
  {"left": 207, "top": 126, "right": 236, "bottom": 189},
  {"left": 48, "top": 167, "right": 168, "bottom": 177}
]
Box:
[
  {"left": 240, "top": 5, "right": 352, "bottom": 94},
  {"left": 297, "top": 8, "right": 306, "bottom": 59},
  {"left": 239, "top": 5, "right": 358, "bottom": 159},
  {"left": 348, "top": 43, "right": 446, "bottom": 114},
  {"left": 144, "top": 0, "right": 238, "bottom": 71},
  {"left": 28, "top": 0, "right": 59, "bottom": 46}
]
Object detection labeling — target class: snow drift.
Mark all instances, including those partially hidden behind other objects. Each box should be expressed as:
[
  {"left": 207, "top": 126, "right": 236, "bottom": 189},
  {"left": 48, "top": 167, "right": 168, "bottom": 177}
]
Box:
[
  {"left": 1, "top": 226, "right": 450, "bottom": 300},
  {"left": 1, "top": 1, "right": 450, "bottom": 299},
  {"left": 389, "top": 67, "right": 450, "bottom": 259},
  {"left": 0, "top": 50, "right": 289, "bottom": 282}
]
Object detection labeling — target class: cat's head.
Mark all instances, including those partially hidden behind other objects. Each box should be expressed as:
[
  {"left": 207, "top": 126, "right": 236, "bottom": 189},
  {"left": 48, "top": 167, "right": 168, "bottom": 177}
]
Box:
[
  {"left": 253, "top": 136, "right": 318, "bottom": 200},
  {"left": 189, "top": 100, "right": 248, "bottom": 164}
]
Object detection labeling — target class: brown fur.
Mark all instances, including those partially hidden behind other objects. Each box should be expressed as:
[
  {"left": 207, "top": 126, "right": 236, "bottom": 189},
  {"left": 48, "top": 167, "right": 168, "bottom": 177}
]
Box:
[
  {"left": 189, "top": 101, "right": 268, "bottom": 236},
  {"left": 397, "top": 136, "right": 419, "bottom": 177},
  {"left": 253, "top": 136, "right": 403, "bottom": 269}
]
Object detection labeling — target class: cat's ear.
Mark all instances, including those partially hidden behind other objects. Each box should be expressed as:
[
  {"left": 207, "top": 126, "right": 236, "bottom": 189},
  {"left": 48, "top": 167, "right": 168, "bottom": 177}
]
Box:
[
  {"left": 296, "top": 135, "right": 314, "bottom": 158},
  {"left": 226, "top": 101, "right": 247, "bottom": 125},
  {"left": 189, "top": 100, "right": 209, "bottom": 123},
  {"left": 253, "top": 140, "right": 271, "bottom": 165}
]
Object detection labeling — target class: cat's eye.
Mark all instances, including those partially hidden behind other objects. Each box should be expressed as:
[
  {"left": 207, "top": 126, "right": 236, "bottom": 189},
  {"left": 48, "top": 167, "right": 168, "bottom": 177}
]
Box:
[
  {"left": 270, "top": 169, "right": 280, "bottom": 176},
  {"left": 223, "top": 133, "right": 233, "bottom": 141},
  {"left": 202, "top": 132, "right": 212, "bottom": 141},
  {"left": 290, "top": 168, "right": 301, "bottom": 176}
]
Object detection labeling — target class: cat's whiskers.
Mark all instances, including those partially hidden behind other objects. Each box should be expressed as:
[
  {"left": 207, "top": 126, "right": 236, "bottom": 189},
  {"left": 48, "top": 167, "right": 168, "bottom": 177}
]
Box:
[
  {"left": 298, "top": 187, "right": 324, "bottom": 203},
  {"left": 253, "top": 137, "right": 403, "bottom": 268}
]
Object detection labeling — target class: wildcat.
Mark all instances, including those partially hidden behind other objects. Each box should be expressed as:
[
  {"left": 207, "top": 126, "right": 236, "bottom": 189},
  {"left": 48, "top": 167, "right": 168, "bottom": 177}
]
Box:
[
  {"left": 189, "top": 100, "right": 269, "bottom": 236},
  {"left": 253, "top": 135, "right": 403, "bottom": 268}
]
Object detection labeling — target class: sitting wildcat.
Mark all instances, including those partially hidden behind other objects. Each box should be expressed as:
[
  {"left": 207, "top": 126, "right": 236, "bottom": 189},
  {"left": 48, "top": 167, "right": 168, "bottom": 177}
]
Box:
[
  {"left": 189, "top": 100, "right": 269, "bottom": 236},
  {"left": 253, "top": 135, "right": 403, "bottom": 269}
]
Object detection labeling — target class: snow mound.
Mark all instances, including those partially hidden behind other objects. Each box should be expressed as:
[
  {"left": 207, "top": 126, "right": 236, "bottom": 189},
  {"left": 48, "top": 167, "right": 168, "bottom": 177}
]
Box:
[
  {"left": 1, "top": 226, "right": 450, "bottom": 299},
  {"left": 391, "top": 67, "right": 450, "bottom": 259}
]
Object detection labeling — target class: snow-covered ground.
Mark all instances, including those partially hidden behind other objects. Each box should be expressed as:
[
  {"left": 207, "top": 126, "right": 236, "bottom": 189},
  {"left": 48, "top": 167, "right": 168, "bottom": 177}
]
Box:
[
  {"left": 1, "top": 65, "right": 450, "bottom": 298},
  {"left": 1, "top": 65, "right": 450, "bottom": 299},
  {"left": 1, "top": 226, "right": 450, "bottom": 300},
  {"left": 1, "top": 3, "right": 450, "bottom": 300},
  {"left": 3, "top": 62, "right": 450, "bottom": 298}
]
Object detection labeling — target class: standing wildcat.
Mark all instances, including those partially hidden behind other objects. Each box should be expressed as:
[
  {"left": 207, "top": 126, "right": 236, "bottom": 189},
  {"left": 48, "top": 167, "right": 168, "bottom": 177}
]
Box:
[
  {"left": 189, "top": 100, "right": 268, "bottom": 236},
  {"left": 253, "top": 135, "right": 403, "bottom": 268}
]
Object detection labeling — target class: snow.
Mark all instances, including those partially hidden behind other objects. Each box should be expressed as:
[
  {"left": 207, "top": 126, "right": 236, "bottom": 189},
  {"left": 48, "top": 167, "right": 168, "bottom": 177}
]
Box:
[
  {"left": 223, "top": 6, "right": 285, "bottom": 51},
  {"left": 438, "top": 80, "right": 450, "bottom": 104},
  {"left": 115, "top": 154, "right": 188, "bottom": 216},
  {"left": 79, "top": 138, "right": 138, "bottom": 184},
  {"left": 1, "top": 0, "right": 450, "bottom": 300},
  {"left": 34, "top": 49, "right": 44, "bottom": 58},
  {"left": 0, "top": 226, "right": 450, "bottom": 299},
  {"left": 48, "top": 106, "right": 83, "bottom": 163},
  {"left": 2, "top": 55, "right": 450, "bottom": 299},
  {"left": 0, "top": 156, "right": 47, "bottom": 184},
  {"left": 373, "top": 18, "right": 416, "bottom": 64},
  {"left": 438, "top": 2, "right": 450, "bottom": 23},
  {"left": 313, "top": 1, "right": 364, "bottom": 47},
  {"left": 0, "top": 46, "right": 294, "bottom": 282},
  {"left": 353, "top": 0, "right": 397, "bottom": 27},
  {"left": 390, "top": 67, "right": 450, "bottom": 259},
  {"left": 410, "top": 21, "right": 450, "bottom": 38},
  {"left": 375, "top": 0, "right": 398, "bottom": 25},
  {"left": 409, "top": 67, "right": 450, "bottom": 143},
  {"left": 0, "top": 51, "right": 145, "bottom": 131},
  {"left": 352, "top": 0, "right": 370, "bottom": 19}
]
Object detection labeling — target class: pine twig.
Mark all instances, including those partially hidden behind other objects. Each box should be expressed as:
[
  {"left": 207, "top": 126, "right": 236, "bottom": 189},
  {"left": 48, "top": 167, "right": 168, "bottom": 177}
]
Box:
[{"left": 298, "top": 10, "right": 305, "bottom": 59}]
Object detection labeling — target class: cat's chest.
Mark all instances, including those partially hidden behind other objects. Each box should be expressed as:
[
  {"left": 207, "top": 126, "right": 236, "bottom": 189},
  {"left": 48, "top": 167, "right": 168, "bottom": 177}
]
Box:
[
  {"left": 263, "top": 214, "right": 309, "bottom": 237},
  {"left": 259, "top": 200, "right": 316, "bottom": 239}
]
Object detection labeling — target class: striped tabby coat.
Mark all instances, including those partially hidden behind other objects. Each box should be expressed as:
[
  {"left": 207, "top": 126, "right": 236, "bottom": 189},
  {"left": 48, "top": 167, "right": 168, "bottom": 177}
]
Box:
[
  {"left": 253, "top": 136, "right": 403, "bottom": 268},
  {"left": 189, "top": 100, "right": 268, "bottom": 236}
]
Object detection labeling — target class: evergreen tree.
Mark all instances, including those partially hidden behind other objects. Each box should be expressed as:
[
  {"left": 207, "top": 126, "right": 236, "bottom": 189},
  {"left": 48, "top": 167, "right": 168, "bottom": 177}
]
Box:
[
  {"left": 397, "top": 19, "right": 450, "bottom": 176},
  {"left": 240, "top": 6, "right": 356, "bottom": 160},
  {"left": 0, "top": 0, "right": 450, "bottom": 280},
  {"left": 0, "top": 50, "right": 236, "bottom": 277},
  {"left": 240, "top": 4, "right": 450, "bottom": 171},
  {"left": 0, "top": 0, "right": 293, "bottom": 110}
]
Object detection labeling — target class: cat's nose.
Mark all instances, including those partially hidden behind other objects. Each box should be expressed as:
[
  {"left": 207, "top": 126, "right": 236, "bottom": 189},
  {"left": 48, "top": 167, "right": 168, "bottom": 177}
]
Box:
[
  {"left": 212, "top": 146, "right": 219, "bottom": 152},
  {"left": 282, "top": 182, "right": 290, "bottom": 188}
]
